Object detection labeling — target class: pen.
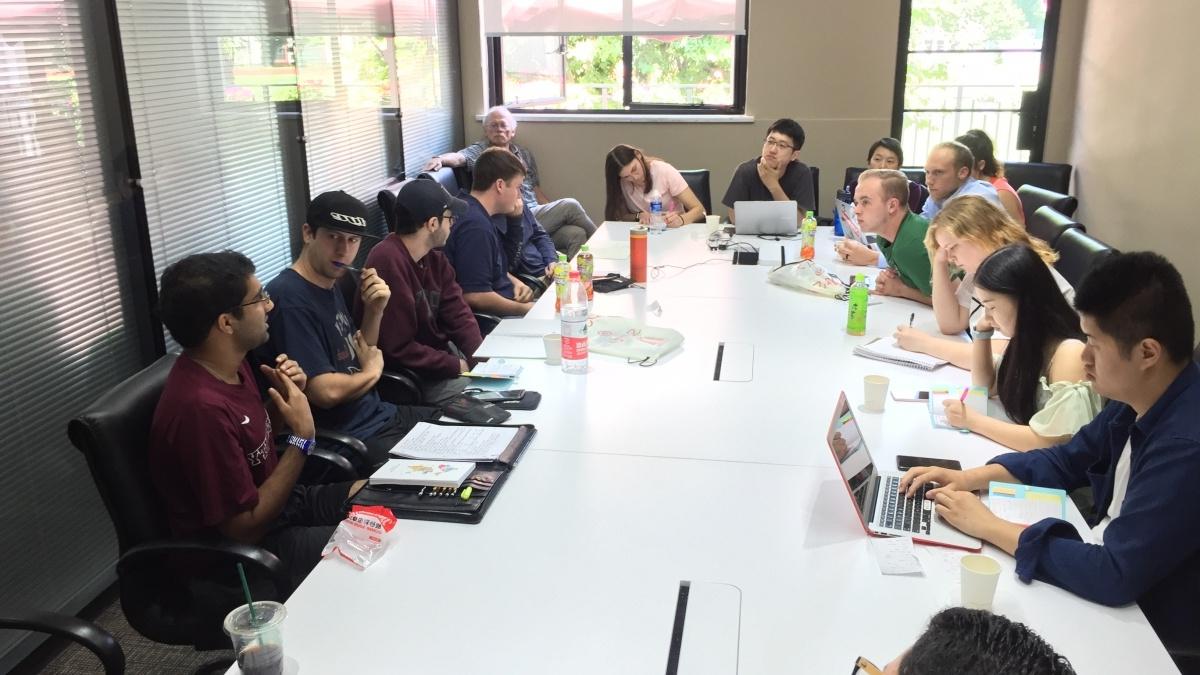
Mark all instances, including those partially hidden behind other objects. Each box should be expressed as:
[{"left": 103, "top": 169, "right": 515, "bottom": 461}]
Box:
[
  {"left": 332, "top": 260, "right": 362, "bottom": 273},
  {"left": 908, "top": 312, "right": 915, "bottom": 328},
  {"left": 959, "top": 387, "right": 970, "bottom": 403}
]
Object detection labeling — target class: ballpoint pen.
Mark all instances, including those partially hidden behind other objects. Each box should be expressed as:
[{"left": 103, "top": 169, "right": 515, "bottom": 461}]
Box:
[{"left": 908, "top": 312, "right": 915, "bottom": 327}]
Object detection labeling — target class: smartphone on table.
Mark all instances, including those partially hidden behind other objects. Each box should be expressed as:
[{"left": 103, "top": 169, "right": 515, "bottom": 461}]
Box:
[
  {"left": 895, "top": 455, "right": 963, "bottom": 472},
  {"left": 469, "top": 389, "right": 526, "bottom": 403}
]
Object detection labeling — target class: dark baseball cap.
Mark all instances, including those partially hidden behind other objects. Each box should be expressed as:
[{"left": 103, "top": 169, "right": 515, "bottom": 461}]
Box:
[
  {"left": 306, "top": 190, "right": 373, "bottom": 238},
  {"left": 394, "top": 179, "right": 468, "bottom": 233}
]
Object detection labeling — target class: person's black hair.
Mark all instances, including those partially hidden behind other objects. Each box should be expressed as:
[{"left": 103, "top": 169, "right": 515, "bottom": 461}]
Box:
[
  {"left": 975, "top": 245, "right": 1084, "bottom": 425},
  {"left": 604, "top": 144, "right": 653, "bottom": 221},
  {"left": 767, "top": 118, "right": 806, "bottom": 152},
  {"left": 900, "top": 608, "right": 1075, "bottom": 675},
  {"left": 471, "top": 146, "right": 526, "bottom": 192},
  {"left": 158, "top": 251, "right": 256, "bottom": 349},
  {"left": 867, "top": 137, "right": 904, "bottom": 166},
  {"left": 1074, "top": 251, "right": 1195, "bottom": 363},
  {"left": 956, "top": 129, "right": 1003, "bottom": 178}
]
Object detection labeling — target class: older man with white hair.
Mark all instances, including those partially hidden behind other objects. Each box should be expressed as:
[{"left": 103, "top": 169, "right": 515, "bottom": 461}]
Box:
[{"left": 425, "top": 106, "right": 595, "bottom": 256}]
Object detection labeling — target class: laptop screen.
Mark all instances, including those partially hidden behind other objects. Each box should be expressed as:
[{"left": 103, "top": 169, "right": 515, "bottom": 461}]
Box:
[{"left": 827, "top": 392, "right": 879, "bottom": 516}]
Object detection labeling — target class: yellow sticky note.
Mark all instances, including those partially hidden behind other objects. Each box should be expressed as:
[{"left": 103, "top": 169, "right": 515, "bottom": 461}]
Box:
[
  {"left": 1028, "top": 492, "right": 1061, "bottom": 503},
  {"left": 992, "top": 485, "right": 1017, "bottom": 496}
]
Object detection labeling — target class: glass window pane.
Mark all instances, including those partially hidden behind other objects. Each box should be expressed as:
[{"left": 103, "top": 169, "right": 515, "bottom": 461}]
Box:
[
  {"left": 501, "top": 35, "right": 623, "bottom": 110},
  {"left": 908, "top": 0, "right": 1046, "bottom": 51},
  {"left": 631, "top": 34, "right": 734, "bottom": 106},
  {"left": 904, "top": 51, "right": 1040, "bottom": 110},
  {"left": 901, "top": 111, "right": 1030, "bottom": 165}
]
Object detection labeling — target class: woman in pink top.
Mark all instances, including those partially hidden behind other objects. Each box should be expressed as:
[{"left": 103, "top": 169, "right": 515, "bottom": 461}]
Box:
[
  {"left": 957, "top": 129, "right": 1025, "bottom": 225},
  {"left": 604, "top": 144, "right": 705, "bottom": 227}
]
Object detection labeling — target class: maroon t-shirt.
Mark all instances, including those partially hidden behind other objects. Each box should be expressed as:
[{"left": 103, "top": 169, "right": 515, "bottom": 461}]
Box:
[{"left": 149, "top": 356, "right": 276, "bottom": 536}]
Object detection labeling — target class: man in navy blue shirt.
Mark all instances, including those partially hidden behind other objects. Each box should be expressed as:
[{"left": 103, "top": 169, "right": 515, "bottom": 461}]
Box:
[
  {"left": 259, "top": 191, "right": 437, "bottom": 474},
  {"left": 508, "top": 199, "right": 557, "bottom": 282},
  {"left": 443, "top": 147, "right": 535, "bottom": 317},
  {"left": 902, "top": 251, "right": 1200, "bottom": 664}
]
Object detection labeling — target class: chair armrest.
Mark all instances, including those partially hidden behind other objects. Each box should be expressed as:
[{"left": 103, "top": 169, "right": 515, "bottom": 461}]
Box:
[
  {"left": 516, "top": 272, "right": 547, "bottom": 295},
  {"left": 314, "top": 428, "right": 370, "bottom": 465},
  {"left": 378, "top": 369, "right": 425, "bottom": 405},
  {"left": 308, "top": 446, "right": 357, "bottom": 482},
  {"left": 0, "top": 611, "right": 125, "bottom": 675},
  {"left": 118, "top": 538, "right": 291, "bottom": 597},
  {"left": 474, "top": 312, "right": 503, "bottom": 337}
]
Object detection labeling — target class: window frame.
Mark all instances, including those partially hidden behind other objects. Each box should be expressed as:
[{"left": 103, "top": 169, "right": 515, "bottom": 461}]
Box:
[
  {"left": 487, "top": 31, "right": 748, "bottom": 116},
  {"left": 890, "top": 0, "right": 1062, "bottom": 163}
]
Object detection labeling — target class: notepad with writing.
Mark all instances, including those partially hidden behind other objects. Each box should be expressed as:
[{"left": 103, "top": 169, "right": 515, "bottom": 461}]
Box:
[
  {"left": 988, "top": 482, "right": 1067, "bottom": 526},
  {"left": 853, "top": 338, "right": 947, "bottom": 371},
  {"left": 369, "top": 459, "right": 475, "bottom": 489},
  {"left": 388, "top": 421, "right": 532, "bottom": 464}
]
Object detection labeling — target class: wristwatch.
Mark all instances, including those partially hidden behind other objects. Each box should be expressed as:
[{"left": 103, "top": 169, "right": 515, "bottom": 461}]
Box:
[
  {"left": 287, "top": 434, "right": 315, "bottom": 455},
  {"left": 971, "top": 325, "right": 995, "bottom": 340}
]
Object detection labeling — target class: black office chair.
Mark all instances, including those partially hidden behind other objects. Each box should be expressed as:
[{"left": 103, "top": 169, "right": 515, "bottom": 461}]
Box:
[
  {"left": 809, "top": 166, "right": 821, "bottom": 222},
  {"left": 1194, "top": 342, "right": 1200, "bottom": 364},
  {"left": 842, "top": 167, "right": 927, "bottom": 190},
  {"left": 1, "top": 610, "right": 125, "bottom": 674},
  {"left": 1003, "top": 161, "right": 1072, "bottom": 194},
  {"left": 678, "top": 169, "right": 712, "bottom": 215},
  {"left": 418, "top": 167, "right": 464, "bottom": 197},
  {"left": 1017, "top": 184, "right": 1078, "bottom": 224},
  {"left": 1053, "top": 228, "right": 1116, "bottom": 288},
  {"left": 1028, "top": 205, "right": 1084, "bottom": 249},
  {"left": 334, "top": 270, "right": 427, "bottom": 405}
]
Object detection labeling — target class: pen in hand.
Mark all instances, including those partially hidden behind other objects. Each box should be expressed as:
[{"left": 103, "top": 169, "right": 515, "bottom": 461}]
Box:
[{"left": 908, "top": 312, "right": 915, "bottom": 328}]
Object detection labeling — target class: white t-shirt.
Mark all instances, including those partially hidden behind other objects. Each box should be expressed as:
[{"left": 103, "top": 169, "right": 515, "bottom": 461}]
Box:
[{"left": 1092, "top": 438, "right": 1133, "bottom": 540}]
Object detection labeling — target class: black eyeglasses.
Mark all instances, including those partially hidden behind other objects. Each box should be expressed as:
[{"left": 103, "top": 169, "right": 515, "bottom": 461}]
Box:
[
  {"left": 441, "top": 210, "right": 455, "bottom": 225},
  {"left": 851, "top": 656, "right": 884, "bottom": 675}
]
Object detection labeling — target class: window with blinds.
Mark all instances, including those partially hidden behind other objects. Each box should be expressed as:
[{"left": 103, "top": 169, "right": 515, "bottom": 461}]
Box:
[
  {"left": 395, "top": 0, "right": 463, "bottom": 178},
  {"left": 115, "top": 0, "right": 294, "bottom": 284},
  {"left": 0, "top": 0, "right": 143, "bottom": 665}
]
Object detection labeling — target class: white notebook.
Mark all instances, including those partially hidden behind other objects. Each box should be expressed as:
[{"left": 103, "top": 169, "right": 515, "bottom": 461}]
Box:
[
  {"left": 370, "top": 459, "right": 475, "bottom": 488},
  {"left": 853, "top": 338, "right": 947, "bottom": 371}
]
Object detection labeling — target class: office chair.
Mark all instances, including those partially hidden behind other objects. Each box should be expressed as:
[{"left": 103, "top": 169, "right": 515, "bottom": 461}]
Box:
[
  {"left": 418, "top": 167, "right": 465, "bottom": 197},
  {"left": 1017, "top": 184, "right": 1079, "bottom": 224},
  {"left": 67, "top": 355, "right": 295, "bottom": 650},
  {"left": 0, "top": 610, "right": 125, "bottom": 674},
  {"left": 1002, "top": 161, "right": 1072, "bottom": 194},
  {"left": 841, "top": 167, "right": 927, "bottom": 190},
  {"left": 1028, "top": 205, "right": 1084, "bottom": 249},
  {"left": 678, "top": 169, "right": 712, "bottom": 215},
  {"left": 1053, "top": 228, "right": 1116, "bottom": 288}
]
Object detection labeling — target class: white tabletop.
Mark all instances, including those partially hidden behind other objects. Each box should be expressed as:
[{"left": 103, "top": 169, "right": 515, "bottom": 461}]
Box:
[{"left": 248, "top": 223, "right": 1177, "bottom": 675}]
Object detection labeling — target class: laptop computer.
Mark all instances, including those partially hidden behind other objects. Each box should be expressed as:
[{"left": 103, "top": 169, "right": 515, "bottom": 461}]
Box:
[
  {"left": 826, "top": 391, "right": 981, "bottom": 551},
  {"left": 733, "top": 201, "right": 798, "bottom": 235}
]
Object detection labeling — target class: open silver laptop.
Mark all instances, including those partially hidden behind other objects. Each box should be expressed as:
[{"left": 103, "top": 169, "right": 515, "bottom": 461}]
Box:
[
  {"left": 826, "top": 391, "right": 981, "bottom": 551},
  {"left": 733, "top": 200, "right": 797, "bottom": 235}
]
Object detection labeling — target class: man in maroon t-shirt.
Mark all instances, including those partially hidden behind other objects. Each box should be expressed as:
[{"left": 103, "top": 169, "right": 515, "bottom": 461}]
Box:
[
  {"left": 150, "top": 251, "right": 365, "bottom": 589},
  {"left": 360, "top": 179, "right": 481, "bottom": 403}
]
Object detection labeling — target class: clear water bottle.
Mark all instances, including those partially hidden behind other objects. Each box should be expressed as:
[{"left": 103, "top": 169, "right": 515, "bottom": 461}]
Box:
[
  {"left": 576, "top": 244, "right": 594, "bottom": 308},
  {"left": 648, "top": 191, "right": 666, "bottom": 233},
  {"left": 561, "top": 270, "right": 589, "bottom": 374}
]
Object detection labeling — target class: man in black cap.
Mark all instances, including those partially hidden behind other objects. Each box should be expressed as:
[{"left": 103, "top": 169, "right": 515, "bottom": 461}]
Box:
[
  {"left": 258, "top": 191, "right": 437, "bottom": 474},
  {"left": 358, "top": 180, "right": 482, "bottom": 404}
]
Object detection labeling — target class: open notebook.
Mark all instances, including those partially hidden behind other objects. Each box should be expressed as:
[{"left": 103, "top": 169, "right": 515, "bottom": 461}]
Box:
[{"left": 853, "top": 337, "right": 947, "bottom": 371}]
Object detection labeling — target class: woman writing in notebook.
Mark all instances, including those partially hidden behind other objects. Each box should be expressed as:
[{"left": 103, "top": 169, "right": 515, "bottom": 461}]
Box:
[
  {"left": 603, "top": 144, "right": 705, "bottom": 227},
  {"left": 941, "top": 244, "right": 1101, "bottom": 451},
  {"left": 893, "top": 196, "right": 1072, "bottom": 369}
]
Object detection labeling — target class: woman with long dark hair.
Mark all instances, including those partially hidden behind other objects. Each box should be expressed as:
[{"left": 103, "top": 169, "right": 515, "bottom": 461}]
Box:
[
  {"left": 940, "top": 244, "right": 1101, "bottom": 451},
  {"left": 603, "top": 144, "right": 705, "bottom": 226}
]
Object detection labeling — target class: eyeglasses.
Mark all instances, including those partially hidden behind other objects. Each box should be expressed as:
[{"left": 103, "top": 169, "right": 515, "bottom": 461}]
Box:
[
  {"left": 763, "top": 138, "right": 794, "bottom": 152},
  {"left": 233, "top": 287, "right": 271, "bottom": 310},
  {"left": 851, "top": 656, "right": 884, "bottom": 675},
  {"left": 441, "top": 210, "right": 455, "bottom": 225}
]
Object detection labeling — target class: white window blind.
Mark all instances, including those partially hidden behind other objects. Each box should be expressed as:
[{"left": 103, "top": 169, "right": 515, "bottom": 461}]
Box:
[
  {"left": 115, "top": 0, "right": 293, "bottom": 281},
  {"left": 0, "top": 1, "right": 141, "bottom": 663},
  {"left": 395, "top": 0, "right": 462, "bottom": 178},
  {"left": 482, "top": 0, "right": 748, "bottom": 36},
  {"left": 292, "top": 0, "right": 397, "bottom": 237}
]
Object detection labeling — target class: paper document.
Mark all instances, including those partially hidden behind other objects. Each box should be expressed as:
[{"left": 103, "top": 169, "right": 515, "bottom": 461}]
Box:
[
  {"left": 464, "top": 359, "right": 523, "bottom": 379},
  {"left": 853, "top": 338, "right": 947, "bottom": 371},
  {"left": 988, "top": 482, "right": 1067, "bottom": 526},
  {"left": 870, "top": 536, "right": 924, "bottom": 576},
  {"left": 389, "top": 422, "right": 518, "bottom": 461},
  {"left": 491, "top": 318, "right": 559, "bottom": 338},
  {"left": 369, "top": 459, "right": 475, "bottom": 488}
]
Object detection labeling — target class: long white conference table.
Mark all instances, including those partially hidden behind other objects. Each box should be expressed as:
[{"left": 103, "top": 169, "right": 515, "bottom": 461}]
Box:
[{"left": 254, "top": 223, "right": 1177, "bottom": 674}]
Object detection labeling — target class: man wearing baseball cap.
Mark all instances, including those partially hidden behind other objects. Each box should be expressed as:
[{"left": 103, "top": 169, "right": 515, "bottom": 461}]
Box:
[
  {"left": 257, "top": 191, "right": 438, "bottom": 475},
  {"left": 358, "top": 180, "right": 482, "bottom": 403}
]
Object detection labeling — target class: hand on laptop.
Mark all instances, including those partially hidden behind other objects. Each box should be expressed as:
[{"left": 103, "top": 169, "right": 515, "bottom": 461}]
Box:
[
  {"left": 900, "top": 465, "right": 971, "bottom": 497},
  {"left": 929, "top": 489, "right": 1003, "bottom": 541}
]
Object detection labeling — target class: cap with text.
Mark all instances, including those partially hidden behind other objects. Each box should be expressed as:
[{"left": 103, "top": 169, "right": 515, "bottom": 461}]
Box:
[
  {"left": 394, "top": 179, "right": 468, "bottom": 232},
  {"left": 307, "top": 190, "right": 373, "bottom": 238}
]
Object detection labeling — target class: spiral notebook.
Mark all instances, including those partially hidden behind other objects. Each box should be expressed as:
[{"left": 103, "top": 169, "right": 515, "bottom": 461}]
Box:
[{"left": 853, "top": 338, "right": 947, "bottom": 371}]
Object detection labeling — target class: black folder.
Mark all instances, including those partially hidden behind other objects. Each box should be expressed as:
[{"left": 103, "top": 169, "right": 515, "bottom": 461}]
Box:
[{"left": 350, "top": 421, "right": 536, "bottom": 524}]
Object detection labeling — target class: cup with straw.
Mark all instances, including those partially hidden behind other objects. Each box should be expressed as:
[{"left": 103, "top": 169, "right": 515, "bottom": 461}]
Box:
[{"left": 223, "top": 563, "right": 287, "bottom": 674}]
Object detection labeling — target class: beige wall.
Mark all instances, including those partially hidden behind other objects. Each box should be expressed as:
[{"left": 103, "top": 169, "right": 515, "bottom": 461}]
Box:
[
  {"left": 1043, "top": 0, "right": 1086, "bottom": 163},
  {"left": 1069, "top": 0, "right": 1200, "bottom": 305}
]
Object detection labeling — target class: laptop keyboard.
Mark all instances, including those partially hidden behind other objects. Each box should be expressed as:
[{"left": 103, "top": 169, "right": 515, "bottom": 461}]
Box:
[{"left": 880, "top": 475, "right": 932, "bottom": 534}]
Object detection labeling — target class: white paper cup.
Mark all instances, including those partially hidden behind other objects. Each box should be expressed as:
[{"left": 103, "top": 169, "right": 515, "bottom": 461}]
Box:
[
  {"left": 544, "top": 333, "right": 562, "bottom": 365},
  {"left": 863, "top": 375, "right": 890, "bottom": 412},
  {"left": 705, "top": 214, "right": 721, "bottom": 234},
  {"left": 961, "top": 554, "right": 1002, "bottom": 610}
]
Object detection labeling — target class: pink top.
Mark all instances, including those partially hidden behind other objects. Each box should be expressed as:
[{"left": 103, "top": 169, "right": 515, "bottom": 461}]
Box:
[
  {"left": 989, "top": 175, "right": 1025, "bottom": 224},
  {"left": 621, "top": 160, "right": 688, "bottom": 214}
]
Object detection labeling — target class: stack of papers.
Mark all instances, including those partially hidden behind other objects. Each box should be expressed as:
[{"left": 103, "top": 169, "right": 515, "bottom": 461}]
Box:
[
  {"left": 463, "top": 358, "right": 524, "bottom": 379},
  {"left": 370, "top": 459, "right": 475, "bottom": 488},
  {"left": 388, "top": 422, "right": 519, "bottom": 462},
  {"left": 853, "top": 338, "right": 947, "bottom": 371}
]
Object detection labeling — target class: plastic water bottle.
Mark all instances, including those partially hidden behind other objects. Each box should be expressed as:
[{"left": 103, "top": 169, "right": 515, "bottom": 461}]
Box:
[
  {"left": 576, "top": 244, "right": 594, "bottom": 307},
  {"left": 561, "top": 270, "right": 589, "bottom": 374},
  {"left": 847, "top": 274, "right": 869, "bottom": 336},
  {"left": 648, "top": 191, "right": 666, "bottom": 233},
  {"left": 553, "top": 251, "right": 569, "bottom": 314},
  {"left": 800, "top": 209, "right": 817, "bottom": 261}
]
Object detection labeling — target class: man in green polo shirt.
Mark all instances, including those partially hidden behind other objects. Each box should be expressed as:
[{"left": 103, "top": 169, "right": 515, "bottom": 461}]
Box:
[{"left": 851, "top": 168, "right": 932, "bottom": 305}]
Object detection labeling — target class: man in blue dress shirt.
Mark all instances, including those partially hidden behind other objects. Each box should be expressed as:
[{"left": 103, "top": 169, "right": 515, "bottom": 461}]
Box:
[
  {"left": 920, "top": 141, "right": 1002, "bottom": 221},
  {"left": 901, "top": 251, "right": 1200, "bottom": 666}
]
